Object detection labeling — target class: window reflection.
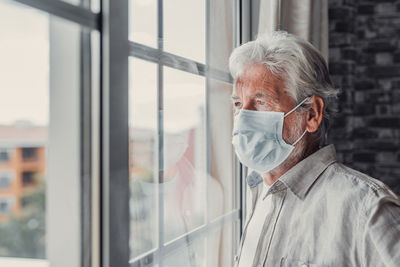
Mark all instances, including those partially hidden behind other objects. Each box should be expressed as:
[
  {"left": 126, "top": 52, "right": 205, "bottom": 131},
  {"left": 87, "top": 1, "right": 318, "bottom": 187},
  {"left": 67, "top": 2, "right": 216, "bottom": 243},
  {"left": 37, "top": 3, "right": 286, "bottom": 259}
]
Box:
[
  {"left": 163, "top": 67, "right": 206, "bottom": 243},
  {"left": 164, "top": 0, "right": 205, "bottom": 63},
  {"left": 129, "top": 58, "right": 158, "bottom": 258},
  {"left": 0, "top": 1, "right": 47, "bottom": 260}
]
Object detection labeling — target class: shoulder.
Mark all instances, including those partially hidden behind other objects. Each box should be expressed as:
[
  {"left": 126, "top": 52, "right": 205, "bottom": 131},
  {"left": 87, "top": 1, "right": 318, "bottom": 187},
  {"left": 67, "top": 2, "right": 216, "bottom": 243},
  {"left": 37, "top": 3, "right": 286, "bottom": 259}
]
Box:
[
  {"left": 327, "top": 162, "right": 392, "bottom": 193},
  {"left": 323, "top": 162, "right": 400, "bottom": 216}
]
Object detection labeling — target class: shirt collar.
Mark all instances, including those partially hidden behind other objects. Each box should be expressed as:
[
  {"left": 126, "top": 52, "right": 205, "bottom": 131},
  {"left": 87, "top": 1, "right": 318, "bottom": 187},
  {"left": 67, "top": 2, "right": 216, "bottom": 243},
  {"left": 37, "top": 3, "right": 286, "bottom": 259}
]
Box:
[{"left": 246, "top": 144, "right": 337, "bottom": 200}]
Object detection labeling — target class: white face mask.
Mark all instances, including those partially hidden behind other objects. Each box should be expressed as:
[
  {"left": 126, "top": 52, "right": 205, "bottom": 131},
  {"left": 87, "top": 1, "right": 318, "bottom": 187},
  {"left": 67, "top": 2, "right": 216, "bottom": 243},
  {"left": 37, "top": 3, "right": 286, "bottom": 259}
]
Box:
[{"left": 232, "top": 97, "right": 309, "bottom": 173}]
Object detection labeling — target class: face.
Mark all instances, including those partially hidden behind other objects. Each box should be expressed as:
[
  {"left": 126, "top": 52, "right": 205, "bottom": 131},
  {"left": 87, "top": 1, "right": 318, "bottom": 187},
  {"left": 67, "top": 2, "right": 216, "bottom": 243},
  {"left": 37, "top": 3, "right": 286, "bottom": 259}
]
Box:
[{"left": 232, "top": 63, "right": 305, "bottom": 145}]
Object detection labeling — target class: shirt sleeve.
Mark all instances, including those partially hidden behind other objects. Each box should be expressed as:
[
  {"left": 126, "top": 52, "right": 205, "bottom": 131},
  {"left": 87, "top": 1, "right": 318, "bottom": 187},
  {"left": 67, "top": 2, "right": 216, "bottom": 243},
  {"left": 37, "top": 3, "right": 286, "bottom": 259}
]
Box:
[{"left": 362, "top": 188, "right": 400, "bottom": 267}]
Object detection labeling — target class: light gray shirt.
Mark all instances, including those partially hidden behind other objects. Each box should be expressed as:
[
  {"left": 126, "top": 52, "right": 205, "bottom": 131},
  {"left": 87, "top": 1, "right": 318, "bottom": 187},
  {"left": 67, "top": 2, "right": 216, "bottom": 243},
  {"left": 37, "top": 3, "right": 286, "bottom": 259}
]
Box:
[{"left": 235, "top": 144, "right": 400, "bottom": 267}]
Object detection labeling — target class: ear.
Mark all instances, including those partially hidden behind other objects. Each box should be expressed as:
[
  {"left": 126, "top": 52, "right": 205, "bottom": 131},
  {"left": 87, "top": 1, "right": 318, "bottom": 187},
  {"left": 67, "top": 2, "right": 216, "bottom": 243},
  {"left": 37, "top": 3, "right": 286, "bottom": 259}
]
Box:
[{"left": 305, "top": 95, "right": 324, "bottom": 133}]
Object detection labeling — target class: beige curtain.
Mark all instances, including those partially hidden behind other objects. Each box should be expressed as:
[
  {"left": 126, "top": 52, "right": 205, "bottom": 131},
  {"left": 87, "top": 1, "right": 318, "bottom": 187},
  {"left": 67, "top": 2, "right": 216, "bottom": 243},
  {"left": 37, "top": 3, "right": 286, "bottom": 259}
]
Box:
[{"left": 258, "top": 0, "right": 329, "bottom": 60}]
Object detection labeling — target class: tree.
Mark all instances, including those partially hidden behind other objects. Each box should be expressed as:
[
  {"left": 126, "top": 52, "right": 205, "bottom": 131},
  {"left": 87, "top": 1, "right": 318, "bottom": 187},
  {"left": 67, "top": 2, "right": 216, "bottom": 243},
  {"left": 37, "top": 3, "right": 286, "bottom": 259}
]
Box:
[{"left": 0, "top": 173, "right": 45, "bottom": 258}]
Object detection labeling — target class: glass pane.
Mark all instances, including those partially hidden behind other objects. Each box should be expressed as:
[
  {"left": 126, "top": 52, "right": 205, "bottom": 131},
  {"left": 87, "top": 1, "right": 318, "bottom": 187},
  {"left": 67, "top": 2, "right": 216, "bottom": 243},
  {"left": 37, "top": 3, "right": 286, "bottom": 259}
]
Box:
[
  {"left": 209, "top": 0, "right": 234, "bottom": 72},
  {"left": 129, "top": 58, "right": 159, "bottom": 258},
  {"left": 91, "top": 0, "right": 100, "bottom": 13},
  {"left": 57, "top": 0, "right": 99, "bottom": 11},
  {"left": 0, "top": 0, "right": 48, "bottom": 262},
  {"left": 163, "top": 237, "right": 205, "bottom": 267},
  {"left": 0, "top": 1, "right": 90, "bottom": 266},
  {"left": 60, "top": 0, "right": 80, "bottom": 7},
  {"left": 206, "top": 223, "right": 235, "bottom": 267},
  {"left": 208, "top": 79, "right": 235, "bottom": 220},
  {"left": 164, "top": 0, "right": 205, "bottom": 63},
  {"left": 129, "top": 0, "right": 157, "bottom": 48},
  {"left": 162, "top": 223, "right": 236, "bottom": 267},
  {"left": 163, "top": 67, "right": 206, "bottom": 242}
]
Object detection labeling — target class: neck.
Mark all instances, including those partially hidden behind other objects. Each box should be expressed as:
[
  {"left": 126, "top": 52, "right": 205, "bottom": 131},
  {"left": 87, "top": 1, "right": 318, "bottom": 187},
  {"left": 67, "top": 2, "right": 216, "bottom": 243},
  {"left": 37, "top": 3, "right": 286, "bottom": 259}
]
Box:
[{"left": 262, "top": 142, "right": 319, "bottom": 186}]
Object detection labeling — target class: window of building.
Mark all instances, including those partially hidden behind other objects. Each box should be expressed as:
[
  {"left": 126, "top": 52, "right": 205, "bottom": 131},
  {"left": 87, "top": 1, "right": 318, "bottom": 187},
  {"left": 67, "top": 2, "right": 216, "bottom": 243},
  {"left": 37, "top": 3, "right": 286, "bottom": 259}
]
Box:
[
  {"left": 22, "top": 171, "right": 35, "bottom": 186},
  {"left": 0, "top": 148, "right": 10, "bottom": 162},
  {"left": 22, "top": 147, "right": 37, "bottom": 160},
  {"left": 0, "top": 171, "right": 14, "bottom": 189},
  {"left": 0, "top": 197, "right": 14, "bottom": 215}
]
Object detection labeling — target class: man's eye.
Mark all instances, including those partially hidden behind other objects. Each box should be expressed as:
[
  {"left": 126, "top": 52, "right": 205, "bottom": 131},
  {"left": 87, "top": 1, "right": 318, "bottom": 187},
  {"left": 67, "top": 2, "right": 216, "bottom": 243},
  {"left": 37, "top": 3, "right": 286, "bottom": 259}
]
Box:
[
  {"left": 257, "top": 100, "right": 266, "bottom": 105},
  {"left": 234, "top": 102, "right": 242, "bottom": 108}
]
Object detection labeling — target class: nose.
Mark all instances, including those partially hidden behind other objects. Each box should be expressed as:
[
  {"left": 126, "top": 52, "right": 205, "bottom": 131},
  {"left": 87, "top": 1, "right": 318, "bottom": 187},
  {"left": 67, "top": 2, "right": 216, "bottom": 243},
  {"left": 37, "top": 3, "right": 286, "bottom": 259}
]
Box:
[{"left": 242, "top": 99, "right": 256, "bottom": 111}]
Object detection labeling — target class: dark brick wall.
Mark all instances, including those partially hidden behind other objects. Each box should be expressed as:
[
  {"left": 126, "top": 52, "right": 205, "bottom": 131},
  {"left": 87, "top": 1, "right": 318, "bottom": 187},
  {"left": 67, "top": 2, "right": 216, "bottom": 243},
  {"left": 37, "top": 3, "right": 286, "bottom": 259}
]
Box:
[{"left": 328, "top": 0, "right": 400, "bottom": 194}]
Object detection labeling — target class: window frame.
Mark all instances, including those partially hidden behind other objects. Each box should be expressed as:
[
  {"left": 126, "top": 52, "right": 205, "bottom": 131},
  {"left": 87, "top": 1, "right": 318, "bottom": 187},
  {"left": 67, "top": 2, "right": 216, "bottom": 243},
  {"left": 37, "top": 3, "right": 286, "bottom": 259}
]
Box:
[
  {"left": 127, "top": 1, "right": 243, "bottom": 266},
  {"left": 6, "top": 0, "right": 248, "bottom": 266}
]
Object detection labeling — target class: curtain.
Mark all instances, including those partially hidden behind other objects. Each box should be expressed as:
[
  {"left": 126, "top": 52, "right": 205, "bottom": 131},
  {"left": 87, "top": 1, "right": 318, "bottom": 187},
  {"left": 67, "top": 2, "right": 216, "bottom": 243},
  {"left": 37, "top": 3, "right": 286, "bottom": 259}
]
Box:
[{"left": 257, "top": 0, "right": 329, "bottom": 60}]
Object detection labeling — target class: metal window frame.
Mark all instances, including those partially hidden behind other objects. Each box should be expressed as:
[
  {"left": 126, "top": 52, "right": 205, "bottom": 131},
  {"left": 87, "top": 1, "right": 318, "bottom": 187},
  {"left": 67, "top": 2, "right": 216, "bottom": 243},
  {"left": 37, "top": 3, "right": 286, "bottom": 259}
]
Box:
[
  {"left": 101, "top": 0, "right": 130, "bottom": 266},
  {"left": 80, "top": 26, "right": 93, "bottom": 267},
  {"left": 7, "top": 0, "right": 247, "bottom": 266},
  {"left": 129, "top": 210, "right": 240, "bottom": 266},
  {"left": 128, "top": 0, "right": 244, "bottom": 266},
  {"left": 128, "top": 42, "right": 232, "bottom": 84},
  {"left": 14, "top": 0, "right": 100, "bottom": 30},
  {"left": 156, "top": 0, "right": 165, "bottom": 266},
  {"left": 238, "top": 0, "right": 251, "bottom": 238}
]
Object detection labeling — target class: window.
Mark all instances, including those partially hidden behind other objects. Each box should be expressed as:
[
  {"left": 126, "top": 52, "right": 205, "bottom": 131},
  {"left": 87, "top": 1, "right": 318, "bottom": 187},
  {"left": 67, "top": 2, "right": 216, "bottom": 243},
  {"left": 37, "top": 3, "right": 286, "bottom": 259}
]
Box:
[
  {"left": 22, "top": 172, "right": 35, "bottom": 186},
  {"left": 0, "top": 2, "right": 50, "bottom": 262},
  {"left": 22, "top": 147, "right": 37, "bottom": 160},
  {"left": 128, "top": 0, "right": 240, "bottom": 266},
  {"left": 0, "top": 0, "right": 97, "bottom": 265},
  {"left": 0, "top": 149, "right": 10, "bottom": 162},
  {"left": 0, "top": 197, "right": 14, "bottom": 215},
  {"left": 0, "top": 171, "right": 14, "bottom": 189},
  {"left": 1, "top": 0, "right": 244, "bottom": 266}
]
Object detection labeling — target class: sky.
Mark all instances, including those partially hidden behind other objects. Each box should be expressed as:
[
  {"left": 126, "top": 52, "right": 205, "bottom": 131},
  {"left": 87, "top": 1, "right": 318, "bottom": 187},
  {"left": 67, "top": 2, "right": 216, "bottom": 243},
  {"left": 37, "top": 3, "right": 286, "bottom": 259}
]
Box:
[
  {"left": 0, "top": 0, "right": 49, "bottom": 125},
  {"left": 0, "top": 0, "right": 206, "bottom": 129}
]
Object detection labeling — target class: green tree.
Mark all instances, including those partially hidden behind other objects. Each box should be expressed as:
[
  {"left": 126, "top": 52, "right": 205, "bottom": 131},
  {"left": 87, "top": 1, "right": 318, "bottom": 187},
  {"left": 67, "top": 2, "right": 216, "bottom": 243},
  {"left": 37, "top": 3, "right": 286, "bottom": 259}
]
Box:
[{"left": 0, "top": 173, "right": 45, "bottom": 258}]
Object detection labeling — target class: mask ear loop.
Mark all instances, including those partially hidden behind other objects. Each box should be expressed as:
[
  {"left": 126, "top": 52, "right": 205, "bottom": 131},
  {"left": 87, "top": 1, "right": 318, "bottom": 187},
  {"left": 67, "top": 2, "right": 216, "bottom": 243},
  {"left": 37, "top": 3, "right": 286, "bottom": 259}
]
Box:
[
  {"left": 284, "top": 96, "right": 311, "bottom": 118},
  {"left": 292, "top": 130, "right": 307, "bottom": 146},
  {"left": 284, "top": 96, "right": 312, "bottom": 146}
]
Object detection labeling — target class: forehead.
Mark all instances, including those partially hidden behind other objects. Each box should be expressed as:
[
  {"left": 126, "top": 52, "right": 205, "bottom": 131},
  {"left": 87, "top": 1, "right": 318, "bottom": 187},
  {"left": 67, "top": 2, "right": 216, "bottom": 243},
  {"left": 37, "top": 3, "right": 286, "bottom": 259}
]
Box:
[{"left": 234, "top": 64, "right": 286, "bottom": 99}]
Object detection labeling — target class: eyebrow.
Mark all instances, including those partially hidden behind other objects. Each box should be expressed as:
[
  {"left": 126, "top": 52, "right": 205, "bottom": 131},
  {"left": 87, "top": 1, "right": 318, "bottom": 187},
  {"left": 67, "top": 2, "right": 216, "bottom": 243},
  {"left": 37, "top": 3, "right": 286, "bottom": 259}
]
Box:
[
  {"left": 231, "top": 92, "right": 279, "bottom": 103},
  {"left": 253, "top": 93, "right": 269, "bottom": 99}
]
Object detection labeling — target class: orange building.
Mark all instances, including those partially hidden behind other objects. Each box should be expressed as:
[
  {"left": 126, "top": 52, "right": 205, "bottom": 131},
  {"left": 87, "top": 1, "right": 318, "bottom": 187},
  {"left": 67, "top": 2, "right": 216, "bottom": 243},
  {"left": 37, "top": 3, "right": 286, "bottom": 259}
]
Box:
[{"left": 0, "top": 122, "right": 46, "bottom": 220}]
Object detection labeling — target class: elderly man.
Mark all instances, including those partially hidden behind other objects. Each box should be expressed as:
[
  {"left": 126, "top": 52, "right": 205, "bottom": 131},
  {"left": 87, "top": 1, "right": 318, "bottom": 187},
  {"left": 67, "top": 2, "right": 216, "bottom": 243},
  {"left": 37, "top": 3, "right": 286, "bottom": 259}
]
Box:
[{"left": 230, "top": 31, "right": 400, "bottom": 267}]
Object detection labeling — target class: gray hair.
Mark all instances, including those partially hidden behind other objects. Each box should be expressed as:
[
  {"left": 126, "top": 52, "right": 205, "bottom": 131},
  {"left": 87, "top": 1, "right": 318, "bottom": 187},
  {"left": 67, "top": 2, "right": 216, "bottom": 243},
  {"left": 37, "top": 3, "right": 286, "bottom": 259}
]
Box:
[{"left": 229, "top": 31, "right": 340, "bottom": 146}]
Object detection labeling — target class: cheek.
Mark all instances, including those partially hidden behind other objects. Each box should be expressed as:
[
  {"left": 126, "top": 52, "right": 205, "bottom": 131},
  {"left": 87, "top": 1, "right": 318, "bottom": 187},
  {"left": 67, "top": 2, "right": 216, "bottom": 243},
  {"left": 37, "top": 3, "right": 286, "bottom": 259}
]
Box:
[
  {"left": 281, "top": 119, "right": 291, "bottom": 142},
  {"left": 282, "top": 114, "right": 304, "bottom": 143}
]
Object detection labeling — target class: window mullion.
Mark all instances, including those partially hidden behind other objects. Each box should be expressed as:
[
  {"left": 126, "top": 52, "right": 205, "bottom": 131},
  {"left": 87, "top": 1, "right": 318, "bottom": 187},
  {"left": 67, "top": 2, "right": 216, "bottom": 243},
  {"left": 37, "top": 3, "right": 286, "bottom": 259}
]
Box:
[
  {"left": 14, "top": 0, "right": 100, "bottom": 30},
  {"left": 157, "top": 0, "right": 165, "bottom": 267},
  {"left": 79, "top": 26, "right": 93, "bottom": 267},
  {"left": 101, "top": 0, "right": 130, "bottom": 265},
  {"left": 129, "top": 209, "right": 240, "bottom": 266},
  {"left": 128, "top": 42, "right": 233, "bottom": 84}
]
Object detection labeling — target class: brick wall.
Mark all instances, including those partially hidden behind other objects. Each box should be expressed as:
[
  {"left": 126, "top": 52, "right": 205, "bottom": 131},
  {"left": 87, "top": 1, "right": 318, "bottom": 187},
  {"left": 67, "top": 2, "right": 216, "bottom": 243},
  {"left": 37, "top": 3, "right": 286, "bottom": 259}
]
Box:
[{"left": 328, "top": 0, "right": 400, "bottom": 194}]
